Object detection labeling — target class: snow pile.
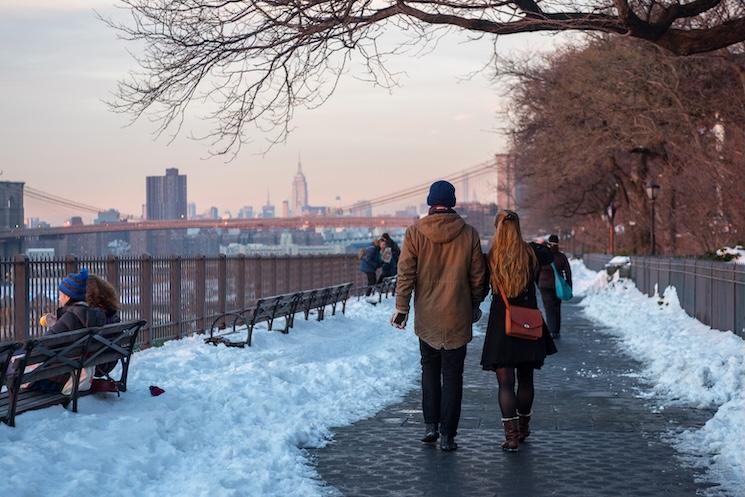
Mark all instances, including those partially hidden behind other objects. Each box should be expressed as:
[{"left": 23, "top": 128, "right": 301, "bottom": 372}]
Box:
[
  {"left": 571, "top": 260, "right": 745, "bottom": 496},
  {"left": 607, "top": 255, "right": 630, "bottom": 265},
  {"left": 716, "top": 246, "right": 745, "bottom": 264},
  {"left": 0, "top": 300, "right": 420, "bottom": 497},
  {"left": 571, "top": 259, "right": 610, "bottom": 296}
]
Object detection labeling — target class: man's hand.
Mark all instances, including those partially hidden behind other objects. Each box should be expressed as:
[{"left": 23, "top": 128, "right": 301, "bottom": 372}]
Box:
[{"left": 390, "top": 311, "right": 408, "bottom": 330}]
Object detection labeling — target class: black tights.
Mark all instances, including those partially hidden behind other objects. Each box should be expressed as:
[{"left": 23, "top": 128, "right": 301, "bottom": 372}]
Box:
[{"left": 496, "top": 367, "right": 534, "bottom": 418}]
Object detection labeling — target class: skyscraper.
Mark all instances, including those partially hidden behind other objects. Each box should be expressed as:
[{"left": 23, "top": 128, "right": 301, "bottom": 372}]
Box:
[
  {"left": 291, "top": 157, "right": 308, "bottom": 215},
  {"left": 262, "top": 191, "right": 276, "bottom": 218},
  {"left": 281, "top": 200, "right": 290, "bottom": 218},
  {"left": 146, "top": 168, "right": 187, "bottom": 220}
]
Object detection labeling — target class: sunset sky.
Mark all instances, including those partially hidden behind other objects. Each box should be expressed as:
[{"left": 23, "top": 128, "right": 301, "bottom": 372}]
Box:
[{"left": 0, "top": 0, "right": 560, "bottom": 224}]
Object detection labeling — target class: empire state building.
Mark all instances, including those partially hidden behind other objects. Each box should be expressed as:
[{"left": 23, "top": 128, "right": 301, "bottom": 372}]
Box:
[{"left": 291, "top": 159, "right": 308, "bottom": 215}]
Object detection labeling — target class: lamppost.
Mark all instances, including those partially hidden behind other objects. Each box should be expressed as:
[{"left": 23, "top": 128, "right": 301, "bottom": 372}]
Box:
[
  {"left": 606, "top": 202, "right": 617, "bottom": 254},
  {"left": 645, "top": 180, "right": 661, "bottom": 255}
]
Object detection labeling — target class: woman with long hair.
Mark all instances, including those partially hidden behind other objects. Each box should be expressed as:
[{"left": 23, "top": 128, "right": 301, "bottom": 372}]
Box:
[
  {"left": 86, "top": 274, "right": 121, "bottom": 379},
  {"left": 481, "top": 210, "right": 557, "bottom": 452},
  {"left": 86, "top": 274, "right": 121, "bottom": 325}
]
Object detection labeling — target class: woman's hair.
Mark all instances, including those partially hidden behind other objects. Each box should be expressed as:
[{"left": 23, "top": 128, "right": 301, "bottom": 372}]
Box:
[
  {"left": 488, "top": 210, "right": 536, "bottom": 298},
  {"left": 86, "top": 274, "right": 120, "bottom": 314}
]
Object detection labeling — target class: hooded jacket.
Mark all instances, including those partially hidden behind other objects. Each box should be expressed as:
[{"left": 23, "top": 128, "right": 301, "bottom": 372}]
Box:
[
  {"left": 48, "top": 301, "right": 106, "bottom": 335},
  {"left": 395, "top": 211, "right": 487, "bottom": 349},
  {"left": 359, "top": 244, "right": 381, "bottom": 273}
]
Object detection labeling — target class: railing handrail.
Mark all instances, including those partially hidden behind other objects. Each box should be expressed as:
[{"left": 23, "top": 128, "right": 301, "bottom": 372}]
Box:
[
  {"left": 582, "top": 253, "right": 744, "bottom": 338},
  {"left": 0, "top": 253, "right": 368, "bottom": 345}
]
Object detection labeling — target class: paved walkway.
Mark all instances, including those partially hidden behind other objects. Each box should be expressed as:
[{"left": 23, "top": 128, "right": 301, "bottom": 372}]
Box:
[{"left": 312, "top": 298, "right": 715, "bottom": 497}]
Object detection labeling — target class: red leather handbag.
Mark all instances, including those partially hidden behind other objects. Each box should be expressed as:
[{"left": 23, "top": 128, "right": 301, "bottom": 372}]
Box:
[{"left": 498, "top": 286, "right": 543, "bottom": 340}]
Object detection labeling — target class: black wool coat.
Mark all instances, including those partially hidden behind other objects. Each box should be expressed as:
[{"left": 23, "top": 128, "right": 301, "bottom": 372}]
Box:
[{"left": 480, "top": 243, "right": 558, "bottom": 370}]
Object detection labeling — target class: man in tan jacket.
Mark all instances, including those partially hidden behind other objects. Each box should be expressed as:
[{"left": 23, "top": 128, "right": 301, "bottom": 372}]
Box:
[{"left": 391, "top": 180, "right": 487, "bottom": 451}]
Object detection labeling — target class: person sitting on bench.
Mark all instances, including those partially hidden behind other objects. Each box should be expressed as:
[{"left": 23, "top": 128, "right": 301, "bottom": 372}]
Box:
[{"left": 33, "top": 268, "right": 106, "bottom": 394}]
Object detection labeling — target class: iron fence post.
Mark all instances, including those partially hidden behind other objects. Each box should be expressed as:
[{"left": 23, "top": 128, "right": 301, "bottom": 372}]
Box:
[
  {"left": 298, "top": 255, "right": 305, "bottom": 291},
  {"left": 170, "top": 256, "right": 182, "bottom": 339},
  {"left": 106, "top": 255, "right": 120, "bottom": 293},
  {"left": 733, "top": 266, "right": 738, "bottom": 337},
  {"left": 236, "top": 254, "right": 246, "bottom": 311},
  {"left": 271, "top": 256, "right": 278, "bottom": 295},
  {"left": 12, "top": 255, "right": 29, "bottom": 341},
  {"left": 218, "top": 254, "right": 227, "bottom": 328},
  {"left": 285, "top": 256, "right": 291, "bottom": 293},
  {"left": 195, "top": 256, "right": 206, "bottom": 333},
  {"left": 64, "top": 255, "right": 79, "bottom": 275},
  {"left": 255, "top": 256, "right": 263, "bottom": 299},
  {"left": 140, "top": 254, "right": 153, "bottom": 347}
]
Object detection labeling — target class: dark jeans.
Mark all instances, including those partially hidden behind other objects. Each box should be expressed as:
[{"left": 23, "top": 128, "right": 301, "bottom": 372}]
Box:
[
  {"left": 377, "top": 264, "right": 393, "bottom": 284},
  {"left": 540, "top": 287, "right": 562, "bottom": 335},
  {"left": 364, "top": 272, "right": 377, "bottom": 296},
  {"left": 420, "top": 339, "right": 467, "bottom": 437}
]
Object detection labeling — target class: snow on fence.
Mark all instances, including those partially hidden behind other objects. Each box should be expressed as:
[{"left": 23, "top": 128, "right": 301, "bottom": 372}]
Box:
[
  {"left": 582, "top": 254, "right": 745, "bottom": 338},
  {"left": 0, "top": 254, "right": 368, "bottom": 345}
]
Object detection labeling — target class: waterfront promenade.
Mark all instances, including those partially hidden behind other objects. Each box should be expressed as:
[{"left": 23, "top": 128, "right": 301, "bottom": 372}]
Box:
[{"left": 314, "top": 298, "right": 715, "bottom": 497}]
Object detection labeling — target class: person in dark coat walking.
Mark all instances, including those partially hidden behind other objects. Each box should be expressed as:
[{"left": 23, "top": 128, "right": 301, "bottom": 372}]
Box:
[
  {"left": 359, "top": 240, "right": 381, "bottom": 297},
  {"left": 537, "top": 234, "right": 572, "bottom": 339},
  {"left": 481, "top": 211, "right": 557, "bottom": 452},
  {"left": 392, "top": 180, "right": 487, "bottom": 452},
  {"left": 33, "top": 268, "right": 106, "bottom": 393}
]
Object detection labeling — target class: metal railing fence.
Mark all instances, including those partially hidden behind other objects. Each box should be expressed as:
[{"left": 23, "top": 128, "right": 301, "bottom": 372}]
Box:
[
  {"left": 1, "top": 254, "right": 367, "bottom": 346},
  {"left": 581, "top": 254, "right": 614, "bottom": 272},
  {"left": 581, "top": 254, "right": 744, "bottom": 338}
]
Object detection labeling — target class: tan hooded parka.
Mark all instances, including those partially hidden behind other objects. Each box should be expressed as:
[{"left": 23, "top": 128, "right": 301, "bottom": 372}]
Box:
[{"left": 395, "top": 211, "right": 487, "bottom": 349}]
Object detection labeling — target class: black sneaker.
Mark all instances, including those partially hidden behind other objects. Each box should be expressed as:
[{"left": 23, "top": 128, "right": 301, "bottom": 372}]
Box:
[
  {"left": 440, "top": 435, "right": 458, "bottom": 452},
  {"left": 421, "top": 423, "right": 439, "bottom": 443}
]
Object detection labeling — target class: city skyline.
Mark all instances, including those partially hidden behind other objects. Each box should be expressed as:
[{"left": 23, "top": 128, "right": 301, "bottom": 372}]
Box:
[{"left": 0, "top": 0, "right": 559, "bottom": 225}]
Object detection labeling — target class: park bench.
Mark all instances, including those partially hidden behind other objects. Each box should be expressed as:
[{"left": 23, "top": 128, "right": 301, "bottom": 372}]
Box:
[
  {"left": 205, "top": 282, "right": 353, "bottom": 348},
  {"left": 357, "top": 276, "right": 397, "bottom": 303},
  {"left": 328, "top": 283, "right": 353, "bottom": 317},
  {"left": 0, "top": 320, "right": 146, "bottom": 427}
]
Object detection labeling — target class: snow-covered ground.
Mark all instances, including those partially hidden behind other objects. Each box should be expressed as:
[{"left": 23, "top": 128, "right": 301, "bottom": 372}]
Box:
[
  {"left": 0, "top": 300, "right": 421, "bottom": 497},
  {"left": 572, "top": 260, "right": 745, "bottom": 496}
]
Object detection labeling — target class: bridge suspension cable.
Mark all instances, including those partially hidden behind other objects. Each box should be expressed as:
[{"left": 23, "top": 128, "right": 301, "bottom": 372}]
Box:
[
  {"left": 24, "top": 187, "right": 135, "bottom": 218},
  {"left": 340, "top": 160, "right": 497, "bottom": 211}
]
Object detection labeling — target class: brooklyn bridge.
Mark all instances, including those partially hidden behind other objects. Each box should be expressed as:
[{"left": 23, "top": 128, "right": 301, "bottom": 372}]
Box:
[{"left": 0, "top": 159, "right": 511, "bottom": 258}]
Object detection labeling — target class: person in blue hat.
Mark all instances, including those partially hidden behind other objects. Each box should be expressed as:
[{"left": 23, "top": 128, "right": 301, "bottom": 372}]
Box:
[
  {"left": 30, "top": 268, "right": 107, "bottom": 394},
  {"left": 47, "top": 268, "right": 106, "bottom": 335},
  {"left": 391, "top": 180, "right": 487, "bottom": 451}
]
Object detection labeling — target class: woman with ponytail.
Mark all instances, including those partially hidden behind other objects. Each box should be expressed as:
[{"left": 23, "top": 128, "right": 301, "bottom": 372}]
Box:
[{"left": 480, "top": 210, "right": 557, "bottom": 452}]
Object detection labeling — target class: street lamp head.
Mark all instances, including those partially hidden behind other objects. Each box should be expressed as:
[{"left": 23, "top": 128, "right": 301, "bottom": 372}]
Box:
[{"left": 645, "top": 180, "right": 660, "bottom": 200}]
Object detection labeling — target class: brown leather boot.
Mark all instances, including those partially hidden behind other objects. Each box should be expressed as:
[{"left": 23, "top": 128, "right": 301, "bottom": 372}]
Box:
[
  {"left": 501, "top": 417, "right": 520, "bottom": 452},
  {"left": 517, "top": 411, "right": 532, "bottom": 442}
]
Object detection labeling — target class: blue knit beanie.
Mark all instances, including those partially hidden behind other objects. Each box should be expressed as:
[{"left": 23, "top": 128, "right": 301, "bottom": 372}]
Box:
[
  {"left": 59, "top": 267, "right": 89, "bottom": 301},
  {"left": 427, "top": 180, "right": 456, "bottom": 208}
]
